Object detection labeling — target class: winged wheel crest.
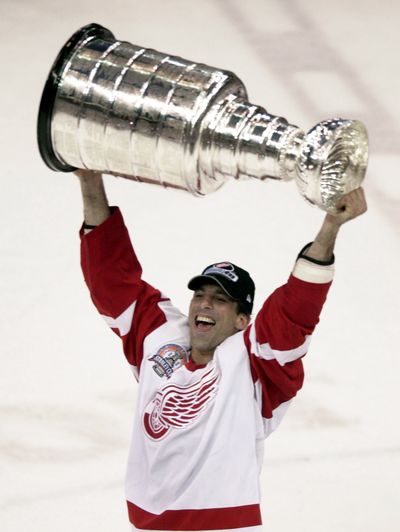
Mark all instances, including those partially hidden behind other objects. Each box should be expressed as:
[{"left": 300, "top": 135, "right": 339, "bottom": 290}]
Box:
[{"left": 143, "top": 367, "right": 220, "bottom": 440}]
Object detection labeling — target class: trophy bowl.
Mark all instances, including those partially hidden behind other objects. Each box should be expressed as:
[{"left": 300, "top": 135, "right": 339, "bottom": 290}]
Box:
[{"left": 37, "top": 23, "right": 368, "bottom": 212}]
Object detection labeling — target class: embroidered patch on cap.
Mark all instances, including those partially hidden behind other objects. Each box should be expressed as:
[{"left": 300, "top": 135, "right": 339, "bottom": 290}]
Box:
[{"left": 203, "top": 263, "right": 239, "bottom": 282}]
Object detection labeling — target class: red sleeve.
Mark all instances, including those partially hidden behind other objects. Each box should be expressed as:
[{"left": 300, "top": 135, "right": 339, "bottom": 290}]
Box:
[
  {"left": 244, "top": 274, "right": 331, "bottom": 428},
  {"left": 80, "top": 207, "right": 168, "bottom": 374}
]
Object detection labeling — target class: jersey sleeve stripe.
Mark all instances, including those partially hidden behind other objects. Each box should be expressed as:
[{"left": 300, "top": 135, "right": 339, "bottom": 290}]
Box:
[
  {"left": 249, "top": 323, "right": 311, "bottom": 366},
  {"left": 256, "top": 383, "right": 292, "bottom": 437},
  {"left": 292, "top": 258, "right": 334, "bottom": 284},
  {"left": 262, "top": 400, "right": 292, "bottom": 437},
  {"left": 129, "top": 363, "right": 139, "bottom": 382},
  {"left": 100, "top": 300, "right": 137, "bottom": 337}
]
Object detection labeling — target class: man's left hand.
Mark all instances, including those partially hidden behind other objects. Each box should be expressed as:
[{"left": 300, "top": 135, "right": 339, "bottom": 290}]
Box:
[{"left": 325, "top": 187, "right": 367, "bottom": 227}]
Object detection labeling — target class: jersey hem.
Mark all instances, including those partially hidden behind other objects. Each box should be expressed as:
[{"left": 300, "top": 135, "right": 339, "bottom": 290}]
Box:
[{"left": 127, "top": 500, "right": 262, "bottom": 530}]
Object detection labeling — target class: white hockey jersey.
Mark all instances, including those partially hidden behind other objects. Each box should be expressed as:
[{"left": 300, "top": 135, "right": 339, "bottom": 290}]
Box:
[{"left": 80, "top": 208, "right": 334, "bottom": 531}]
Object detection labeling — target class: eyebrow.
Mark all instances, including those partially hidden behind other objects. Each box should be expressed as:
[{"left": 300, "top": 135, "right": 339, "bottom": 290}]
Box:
[{"left": 214, "top": 288, "right": 228, "bottom": 296}]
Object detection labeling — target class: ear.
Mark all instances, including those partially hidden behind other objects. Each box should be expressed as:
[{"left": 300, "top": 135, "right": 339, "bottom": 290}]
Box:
[{"left": 235, "top": 313, "right": 250, "bottom": 331}]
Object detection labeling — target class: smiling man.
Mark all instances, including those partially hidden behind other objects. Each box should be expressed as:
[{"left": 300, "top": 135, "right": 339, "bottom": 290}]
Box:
[
  {"left": 188, "top": 264, "right": 254, "bottom": 365},
  {"left": 76, "top": 168, "right": 367, "bottom": 532}
]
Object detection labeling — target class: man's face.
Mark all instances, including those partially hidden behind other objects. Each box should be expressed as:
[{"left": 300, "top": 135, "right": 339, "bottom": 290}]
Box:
[{"left": 188, "top": 283, "right": 249, "bottom": 360}]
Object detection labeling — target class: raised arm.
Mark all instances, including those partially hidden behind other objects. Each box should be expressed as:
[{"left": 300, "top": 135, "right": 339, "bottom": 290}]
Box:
[
  {"left": 75, "top": 169, "right": 111, "bottom": 227},
  {"left": 303, "top": 187, "right": 367, "bottom": 262},
  {"left": 245, "top": 187, "right": 367, "bottom": 437},
  {"left": 76, "top": 169, "right": 170, "bottom": 377}
]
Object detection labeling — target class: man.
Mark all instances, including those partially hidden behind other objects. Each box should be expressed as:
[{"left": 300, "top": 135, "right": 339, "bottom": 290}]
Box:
[{"left": 76, "top": 168, "right": 367, "bottom": 531}]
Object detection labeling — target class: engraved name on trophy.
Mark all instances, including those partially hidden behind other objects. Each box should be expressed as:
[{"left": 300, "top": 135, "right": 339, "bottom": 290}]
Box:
[{"left": 37, "top": 23, "right": 368, "bottom": 212}]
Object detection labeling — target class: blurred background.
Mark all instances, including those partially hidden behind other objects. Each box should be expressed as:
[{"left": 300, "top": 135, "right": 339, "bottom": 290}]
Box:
[{"left": 1, "top": 0, "right": 399, "bottom": 530}]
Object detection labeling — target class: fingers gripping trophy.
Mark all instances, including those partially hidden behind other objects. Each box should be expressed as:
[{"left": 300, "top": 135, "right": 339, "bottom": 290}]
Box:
[{"left": 37, "top": 23, "right": 368, "bottom": 213}]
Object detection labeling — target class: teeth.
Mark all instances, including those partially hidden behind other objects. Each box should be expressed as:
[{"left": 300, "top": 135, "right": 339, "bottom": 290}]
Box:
[{"left": 196, "top": 315, "right": 216, "bottom": 325}]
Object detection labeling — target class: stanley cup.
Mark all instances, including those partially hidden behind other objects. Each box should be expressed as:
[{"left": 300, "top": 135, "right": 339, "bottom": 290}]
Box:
[{"left": 37, "top": 23, "right": 368, "bottom": 212}]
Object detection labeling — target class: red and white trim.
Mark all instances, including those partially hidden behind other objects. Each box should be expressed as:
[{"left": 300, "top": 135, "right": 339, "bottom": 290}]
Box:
[
  {"left": 248, "top": 323, "right": 311, "bottom": 366},
  {"left": 127, "top": 501, "right": 262, "bottom": 531},
  {"left": 130, "top": 526, "right": 263, "bottom": 532},
  {"left": 292, "top": 258, "right": 334, "bottom": 284},
  {"left": 101, "top": 300, "right": 137, "bottom": 336},
  {"left": 254, "top": 380, "right": 292, "bottom": 437}
]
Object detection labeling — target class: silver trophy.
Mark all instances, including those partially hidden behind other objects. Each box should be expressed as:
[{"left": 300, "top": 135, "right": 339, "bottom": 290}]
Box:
[{"left": 37, "top": 23, "right": 368, "bottom": 212}]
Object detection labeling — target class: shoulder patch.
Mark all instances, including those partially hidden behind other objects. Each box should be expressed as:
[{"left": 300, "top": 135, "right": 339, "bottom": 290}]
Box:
[{"left": 149, "top": 344, "right": 187, "bottom": 379}]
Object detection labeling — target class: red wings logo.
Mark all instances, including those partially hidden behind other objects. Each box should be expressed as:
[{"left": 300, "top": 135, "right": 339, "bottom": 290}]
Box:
[{"left": 143, "top": 367, "right": 219, "bottom": 440}]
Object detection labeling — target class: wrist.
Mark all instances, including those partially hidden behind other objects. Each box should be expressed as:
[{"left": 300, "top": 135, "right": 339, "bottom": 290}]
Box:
[
  {"left": 303, "top": 217, "right": 340, "bottom": 263},
  {"left": 298, "top": 242, "right": 335, "bottom": 266},
  {"left": 75, "top": 168, "right": 103, "bottom": 180},
  {"left": 323, "top": 214, "right": 343, "bottom": 231},
  {"left": 79, "top": 173, "right": 104, "bottom": 190}
]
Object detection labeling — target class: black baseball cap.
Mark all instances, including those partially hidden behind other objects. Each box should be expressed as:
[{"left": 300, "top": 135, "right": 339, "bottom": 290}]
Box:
[{"left": 187, "top": 262, "right": 255, "bottom": 314}]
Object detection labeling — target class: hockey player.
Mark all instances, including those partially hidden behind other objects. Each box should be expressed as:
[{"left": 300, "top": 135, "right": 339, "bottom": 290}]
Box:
[{"left": 76, "top": 168, "right": 367, "bottom": 531}]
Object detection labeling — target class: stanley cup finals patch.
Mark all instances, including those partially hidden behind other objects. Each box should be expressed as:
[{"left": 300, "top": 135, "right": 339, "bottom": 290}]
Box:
[{"left": 149, "top": 344, "right": 187, "bottom": 379}]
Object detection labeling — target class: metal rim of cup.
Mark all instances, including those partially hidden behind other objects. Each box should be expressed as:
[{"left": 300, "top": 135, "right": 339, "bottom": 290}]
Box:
[
  {"left": 295, "top": 118, "right": 368, "bottom": 213},
  {"left": 37, "top": 22, "right": 115, "bottom": 172}
]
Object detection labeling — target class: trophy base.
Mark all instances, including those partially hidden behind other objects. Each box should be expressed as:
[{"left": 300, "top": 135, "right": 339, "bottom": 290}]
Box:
[{"left": 37, "top": 23, "right": 115, "bottom": 172}]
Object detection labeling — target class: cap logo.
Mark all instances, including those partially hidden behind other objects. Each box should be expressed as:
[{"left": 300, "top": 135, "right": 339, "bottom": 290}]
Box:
[
  {"left": 214, "top": 262, "right": 232, "bottom": 268},
  {"left": 203, "top": 263, "right": 239, "bottom": 282}
]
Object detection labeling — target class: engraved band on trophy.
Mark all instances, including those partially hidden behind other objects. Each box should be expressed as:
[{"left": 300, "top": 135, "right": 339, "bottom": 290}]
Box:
[{"left": 37, "top": 23, "right": 368, "bottom": 213}]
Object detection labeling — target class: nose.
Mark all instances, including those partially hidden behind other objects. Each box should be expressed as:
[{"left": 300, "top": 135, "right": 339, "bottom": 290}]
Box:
[{"left": 200, "top": 295, "right": 213, "bottom": 309}]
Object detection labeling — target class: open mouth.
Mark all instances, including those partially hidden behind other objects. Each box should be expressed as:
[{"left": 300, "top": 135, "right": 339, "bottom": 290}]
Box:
[{"left": 195, "top": 315, "right": 216, "bottom": 332}]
